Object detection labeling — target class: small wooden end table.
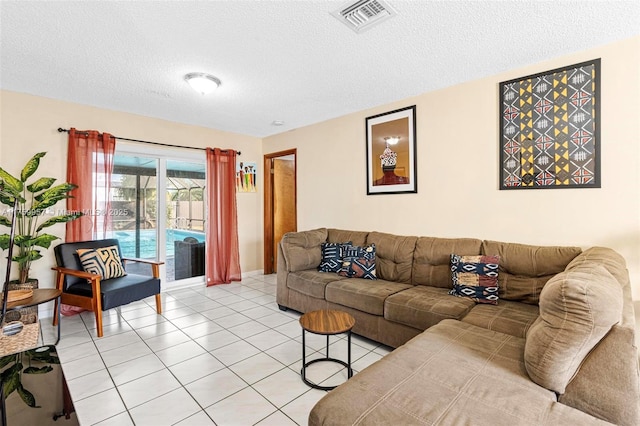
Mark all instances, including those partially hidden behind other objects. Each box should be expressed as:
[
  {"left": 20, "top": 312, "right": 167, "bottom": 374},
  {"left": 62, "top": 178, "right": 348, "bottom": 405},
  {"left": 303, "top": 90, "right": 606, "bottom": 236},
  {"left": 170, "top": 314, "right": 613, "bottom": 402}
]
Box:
[{"left": 299, "top": 309, "right": 355, "bottom": 390}]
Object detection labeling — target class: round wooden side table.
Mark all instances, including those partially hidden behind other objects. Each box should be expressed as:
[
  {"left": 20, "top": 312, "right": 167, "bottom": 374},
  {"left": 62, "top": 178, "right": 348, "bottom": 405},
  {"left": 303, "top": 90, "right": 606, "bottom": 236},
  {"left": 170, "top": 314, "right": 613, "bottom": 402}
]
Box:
[{"left": 299, "top": 309, "right": 356, "bottom": 390}]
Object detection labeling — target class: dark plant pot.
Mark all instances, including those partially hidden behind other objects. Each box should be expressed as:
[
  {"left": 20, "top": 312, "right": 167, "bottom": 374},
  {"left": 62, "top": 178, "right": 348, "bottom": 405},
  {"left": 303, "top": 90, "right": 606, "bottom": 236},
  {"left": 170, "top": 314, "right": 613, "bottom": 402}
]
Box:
[{"left": 6, "top": 278, "right": 39, "bottom": 324}]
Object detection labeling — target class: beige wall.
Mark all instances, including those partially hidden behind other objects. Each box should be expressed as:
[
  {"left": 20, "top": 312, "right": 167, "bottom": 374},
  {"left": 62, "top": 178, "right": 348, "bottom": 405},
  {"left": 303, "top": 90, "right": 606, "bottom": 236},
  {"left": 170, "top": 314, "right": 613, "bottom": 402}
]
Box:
[
  {"left": 0, "top": 91, "right": 264, "bottom": 285},
  {"left": 2, "top": 37, "right": 638, "bottom": 298},
  {"left": 263, "top": 36, "right": 640, "bottom": 299}
]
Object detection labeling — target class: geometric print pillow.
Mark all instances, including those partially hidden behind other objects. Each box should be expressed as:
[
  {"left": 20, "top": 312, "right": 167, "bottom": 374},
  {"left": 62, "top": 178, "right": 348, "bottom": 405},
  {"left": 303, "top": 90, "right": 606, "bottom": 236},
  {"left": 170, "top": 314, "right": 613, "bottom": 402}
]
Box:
[
  {"left": 77, "top": 245, "right": 127, "bottom": 280},
  {"left": 318, "top": 241, "right": 351, "bottom": 273},
  {"left": 337, "top": 243, "right": 377, "bottom": 280},
  {"left": 449, "top": 254, "right": 499, "bottom": 304}
]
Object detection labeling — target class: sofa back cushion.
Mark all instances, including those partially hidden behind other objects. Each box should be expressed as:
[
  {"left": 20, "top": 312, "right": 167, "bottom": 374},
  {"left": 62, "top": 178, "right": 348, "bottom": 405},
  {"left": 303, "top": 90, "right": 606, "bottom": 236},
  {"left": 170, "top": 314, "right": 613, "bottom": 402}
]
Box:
[
  {"left": 328, "top": 229, "right": 369, "bottom": 247},
  {"left": 482, "top": 240, "right": 581, "bottom": 304},
  {"left": 280, "top": 228, "right": 328, "bottom": 272},
  {"left": 366, "top": 232, "right": 417, "bottom": 283},
  {"left": 412, "top": 237, "right": 482, "bottom": 288},
  {"left": 524, "top": 264, "right": 623, "bottom": 394}
]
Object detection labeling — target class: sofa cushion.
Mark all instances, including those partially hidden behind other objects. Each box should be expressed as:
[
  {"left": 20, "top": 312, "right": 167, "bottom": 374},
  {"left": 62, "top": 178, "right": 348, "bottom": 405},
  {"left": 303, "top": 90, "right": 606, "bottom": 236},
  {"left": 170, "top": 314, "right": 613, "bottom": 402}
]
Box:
[
  {"left": 309, "top": 320, "right": 608, "bottom": 426},
  {"left": 525, "top": 264, "right": 623, "bottom": 394},
  {"left": 77, "top": 245, "right": 127, "bottom": 279},
  {"left": 482, "top": 240, "right": 581, "bottom": 304},
  {"left": 318, "top": 241, "right": 350, "bottom": 273},
  {"left": 449, "top": 254, "right": 499, "bottom": 304},
  {"left": 412, "top": 237, "right": 482, "bottom": 288},
  {"left": 280, "top": 228, "right": 327, "bottom": 272},
  {"left": 462, "top": 299, "right": 539, "bottom": 338},
  {"left": 337, "top": 243, "right": 377, "bottom": 280},
  {"left": 325, "top": 279, "right": 411, "bottom": 316},
  {"left": 366, "top": 231, "right": 417, "bottom": 283},
  {"left": 384, "top": 286, "right": 475, "bottom": 330},
  {"left": 327, "top": 228, "right": 368, "bottom": 247},
  {"left": 287, "top": 270, "right": 347, "bottom": 299}
]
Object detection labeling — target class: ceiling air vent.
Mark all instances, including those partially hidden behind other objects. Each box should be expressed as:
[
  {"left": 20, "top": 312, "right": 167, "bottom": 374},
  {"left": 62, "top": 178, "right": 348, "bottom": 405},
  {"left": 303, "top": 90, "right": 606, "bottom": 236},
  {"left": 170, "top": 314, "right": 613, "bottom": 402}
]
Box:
[{"left": 331, "top": 0, "right": 397, "bottom": 33}]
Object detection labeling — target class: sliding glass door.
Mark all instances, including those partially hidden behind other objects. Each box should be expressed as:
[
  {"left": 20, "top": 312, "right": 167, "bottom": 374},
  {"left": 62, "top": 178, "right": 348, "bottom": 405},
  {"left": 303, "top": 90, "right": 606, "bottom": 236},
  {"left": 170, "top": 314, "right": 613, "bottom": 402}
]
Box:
[{"left": 106, "top": 145, "right": 206, "bottom": 286}]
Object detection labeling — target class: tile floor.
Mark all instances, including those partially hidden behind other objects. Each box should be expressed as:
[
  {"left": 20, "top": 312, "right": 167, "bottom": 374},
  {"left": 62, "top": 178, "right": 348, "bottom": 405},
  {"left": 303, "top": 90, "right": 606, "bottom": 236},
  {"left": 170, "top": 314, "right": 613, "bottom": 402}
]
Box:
[{"left": 43, "top": 273, "right": 392, "bottom": 426}]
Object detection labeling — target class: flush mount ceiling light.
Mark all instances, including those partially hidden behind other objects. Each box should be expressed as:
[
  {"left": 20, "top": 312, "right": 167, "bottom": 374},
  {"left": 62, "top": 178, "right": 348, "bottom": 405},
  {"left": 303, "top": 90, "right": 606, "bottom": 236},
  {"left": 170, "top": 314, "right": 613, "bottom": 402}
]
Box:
[{"left": 185, "top": 73, "right": 221, "bottom": 95}]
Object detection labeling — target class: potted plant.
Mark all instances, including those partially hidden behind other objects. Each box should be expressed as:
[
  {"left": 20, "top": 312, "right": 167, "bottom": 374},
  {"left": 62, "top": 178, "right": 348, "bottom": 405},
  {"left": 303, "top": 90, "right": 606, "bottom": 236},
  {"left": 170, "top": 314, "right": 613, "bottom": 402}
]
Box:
[{"left": 0, "top": 152, "right": 82, "bottom": 286}]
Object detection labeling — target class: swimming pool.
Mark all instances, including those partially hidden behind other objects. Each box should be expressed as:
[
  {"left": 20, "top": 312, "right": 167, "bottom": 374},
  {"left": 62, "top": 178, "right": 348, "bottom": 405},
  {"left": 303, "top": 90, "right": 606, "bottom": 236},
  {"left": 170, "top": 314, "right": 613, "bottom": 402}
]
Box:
[{"left": 110, "top": 229, "right": 205, "bottom": 259}]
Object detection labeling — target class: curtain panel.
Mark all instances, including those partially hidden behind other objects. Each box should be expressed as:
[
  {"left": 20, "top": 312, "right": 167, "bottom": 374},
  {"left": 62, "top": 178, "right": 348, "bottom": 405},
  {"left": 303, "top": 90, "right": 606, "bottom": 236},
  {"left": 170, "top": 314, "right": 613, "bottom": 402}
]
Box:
[
  {"left": 205, "top": 148, "right": 241, "bottom": 285},
  {"left": 65, "top": 128, "right": 116, "bottom": 242}
]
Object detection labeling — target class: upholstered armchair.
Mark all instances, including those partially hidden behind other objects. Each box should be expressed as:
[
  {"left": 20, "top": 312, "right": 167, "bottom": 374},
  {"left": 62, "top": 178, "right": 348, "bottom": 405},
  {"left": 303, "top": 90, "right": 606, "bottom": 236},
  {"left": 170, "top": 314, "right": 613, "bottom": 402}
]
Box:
[{"left": 52, "top": 238, "right": 162, "bottom": 337}]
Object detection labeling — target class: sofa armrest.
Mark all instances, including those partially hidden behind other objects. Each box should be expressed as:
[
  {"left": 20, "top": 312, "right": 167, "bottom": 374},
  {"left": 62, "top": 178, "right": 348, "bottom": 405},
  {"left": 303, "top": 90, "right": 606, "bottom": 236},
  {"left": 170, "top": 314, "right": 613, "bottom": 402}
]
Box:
[{"left": 276, "top": 241, "right": 290, "bottom": 308}]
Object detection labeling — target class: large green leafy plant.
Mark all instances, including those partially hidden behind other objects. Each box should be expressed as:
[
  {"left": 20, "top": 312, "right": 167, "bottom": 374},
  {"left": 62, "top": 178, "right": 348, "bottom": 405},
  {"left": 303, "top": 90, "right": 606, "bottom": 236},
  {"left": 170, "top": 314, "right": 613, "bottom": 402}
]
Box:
[{"left": 0, "top": 152, "right": 82, "bottom": 283}]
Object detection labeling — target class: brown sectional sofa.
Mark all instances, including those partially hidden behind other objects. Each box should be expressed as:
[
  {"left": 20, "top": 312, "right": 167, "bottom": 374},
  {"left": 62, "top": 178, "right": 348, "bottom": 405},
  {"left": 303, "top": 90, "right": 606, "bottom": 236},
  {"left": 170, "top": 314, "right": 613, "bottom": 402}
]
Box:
[{"left": 276, "top": 228, "right": 640, "bottom": 425}]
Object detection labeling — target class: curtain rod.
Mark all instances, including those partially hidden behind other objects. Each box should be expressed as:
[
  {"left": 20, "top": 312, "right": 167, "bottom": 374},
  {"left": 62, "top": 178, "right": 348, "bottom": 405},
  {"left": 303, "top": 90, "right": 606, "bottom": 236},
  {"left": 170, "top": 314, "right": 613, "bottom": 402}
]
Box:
[{"left": 57, "top": 128, "right": 240, "bottom": 155}]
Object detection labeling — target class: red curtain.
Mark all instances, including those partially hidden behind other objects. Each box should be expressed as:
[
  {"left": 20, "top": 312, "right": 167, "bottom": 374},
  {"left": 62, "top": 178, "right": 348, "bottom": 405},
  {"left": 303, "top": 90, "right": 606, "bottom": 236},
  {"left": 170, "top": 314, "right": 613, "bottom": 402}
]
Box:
[
  {"left": 62, "top": 129, "right": 115, "bottom": 316},
  {"left": 205, "top": 148, "right": 241, "bottom": 285},
  {"left": 66, "top": 128, "right": 116, "bottom": 242}
]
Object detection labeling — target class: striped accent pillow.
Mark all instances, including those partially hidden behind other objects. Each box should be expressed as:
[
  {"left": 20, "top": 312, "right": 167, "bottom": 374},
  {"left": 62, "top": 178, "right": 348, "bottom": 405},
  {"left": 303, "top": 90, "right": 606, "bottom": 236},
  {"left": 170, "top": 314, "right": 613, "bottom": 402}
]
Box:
[{"left": 77, "top": 245, "right": 127, "bottom": 280}]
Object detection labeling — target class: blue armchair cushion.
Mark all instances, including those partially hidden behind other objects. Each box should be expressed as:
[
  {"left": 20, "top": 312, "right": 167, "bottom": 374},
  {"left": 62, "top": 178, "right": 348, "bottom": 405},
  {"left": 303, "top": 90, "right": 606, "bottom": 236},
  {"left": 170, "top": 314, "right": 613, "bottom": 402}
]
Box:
[{"left": 66, "top": 274, "right": 161, "bottom": 310}]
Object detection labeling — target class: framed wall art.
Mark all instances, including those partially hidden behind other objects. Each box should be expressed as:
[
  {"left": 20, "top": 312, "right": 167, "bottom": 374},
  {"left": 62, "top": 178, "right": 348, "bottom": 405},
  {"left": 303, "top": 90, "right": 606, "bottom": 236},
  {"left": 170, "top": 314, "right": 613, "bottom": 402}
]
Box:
[
  {"left": 499, "top": 59, "right": 601, "bottom": 190},
  {"left": 236, "top": 160, "right": 257, "bottom": 193},
  {"left": 366, "top": 105, "right": 417, "bottom": 195}
]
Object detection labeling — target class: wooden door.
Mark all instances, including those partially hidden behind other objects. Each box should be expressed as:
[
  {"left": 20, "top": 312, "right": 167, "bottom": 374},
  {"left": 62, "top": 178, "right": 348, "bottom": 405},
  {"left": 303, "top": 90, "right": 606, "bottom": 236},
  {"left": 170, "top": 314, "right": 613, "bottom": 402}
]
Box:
[
  {"left": 273, "top": 158, "right": 296, "bottom": 271},
  {"left": 263, "top": 149, "right": 297, "bottom": 274}
]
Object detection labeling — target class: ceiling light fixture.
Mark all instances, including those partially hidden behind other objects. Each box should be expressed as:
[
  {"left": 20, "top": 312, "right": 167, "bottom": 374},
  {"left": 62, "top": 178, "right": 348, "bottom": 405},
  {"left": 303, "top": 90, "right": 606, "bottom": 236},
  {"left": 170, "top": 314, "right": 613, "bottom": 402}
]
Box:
[
  {"left": 185, "top": 73, "right": 221, "bottom": 95},
  {"left": 271, "top": 120, "right": 285, "bottom": 126}
]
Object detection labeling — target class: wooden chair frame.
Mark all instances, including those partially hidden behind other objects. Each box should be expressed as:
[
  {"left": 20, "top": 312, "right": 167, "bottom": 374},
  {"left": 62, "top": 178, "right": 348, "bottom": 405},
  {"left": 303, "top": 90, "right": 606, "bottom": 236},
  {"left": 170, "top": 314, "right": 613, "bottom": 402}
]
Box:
[{"left": 52, "top": 257, "right": 163, "bottom": 337}]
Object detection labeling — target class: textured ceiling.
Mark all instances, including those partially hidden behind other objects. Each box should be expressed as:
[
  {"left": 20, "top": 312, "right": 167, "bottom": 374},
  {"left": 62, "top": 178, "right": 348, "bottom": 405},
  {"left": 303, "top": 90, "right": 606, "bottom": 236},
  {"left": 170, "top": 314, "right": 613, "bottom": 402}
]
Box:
[{"left": 1, "top": 1, "right": 639, "bottom": 138}]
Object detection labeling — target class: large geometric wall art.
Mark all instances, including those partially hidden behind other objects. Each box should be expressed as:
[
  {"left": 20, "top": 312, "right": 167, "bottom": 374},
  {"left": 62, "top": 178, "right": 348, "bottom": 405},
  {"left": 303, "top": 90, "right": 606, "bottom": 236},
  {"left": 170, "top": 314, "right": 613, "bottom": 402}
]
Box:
[{"left": 499, "top": 59, "right": 601, "bottom": 190}]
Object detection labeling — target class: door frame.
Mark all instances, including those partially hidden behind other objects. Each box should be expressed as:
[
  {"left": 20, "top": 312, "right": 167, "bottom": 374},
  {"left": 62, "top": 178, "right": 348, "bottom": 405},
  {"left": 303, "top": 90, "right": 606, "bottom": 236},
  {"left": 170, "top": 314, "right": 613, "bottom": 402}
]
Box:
[{"left": 263, "top": 149, "right": 297, "bottom": 274}]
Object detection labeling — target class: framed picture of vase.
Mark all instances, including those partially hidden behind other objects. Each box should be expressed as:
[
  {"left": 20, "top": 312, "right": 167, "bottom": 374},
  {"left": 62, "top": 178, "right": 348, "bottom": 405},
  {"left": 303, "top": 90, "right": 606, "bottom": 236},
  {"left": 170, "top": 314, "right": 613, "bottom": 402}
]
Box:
[
  {"left": 366, "top": 105, "right": 417, "bottom": 195},
  {"left": 499, "top": 59, "right": 601, "bottom": 190},
  {"left": 236, "top": 161, "right": 257, "bottom": 193}
]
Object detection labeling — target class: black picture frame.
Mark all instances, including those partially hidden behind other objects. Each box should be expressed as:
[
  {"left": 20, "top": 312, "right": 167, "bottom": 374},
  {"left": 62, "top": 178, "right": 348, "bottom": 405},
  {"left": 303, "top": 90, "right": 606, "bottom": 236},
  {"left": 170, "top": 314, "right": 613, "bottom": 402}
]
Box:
[
  {"left": 366, "top": 105, "right": 417, "bottom": 195},
  {"left": 499, "top": 59, "right": 601, "bottom": 190}
]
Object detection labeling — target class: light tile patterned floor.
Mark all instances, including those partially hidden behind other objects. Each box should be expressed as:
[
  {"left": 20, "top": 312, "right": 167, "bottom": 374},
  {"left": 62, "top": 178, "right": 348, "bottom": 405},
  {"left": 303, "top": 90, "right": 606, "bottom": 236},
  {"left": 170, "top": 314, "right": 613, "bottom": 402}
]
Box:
[{"left": 46, "top": 274, "right": 392, "bottom": 425}]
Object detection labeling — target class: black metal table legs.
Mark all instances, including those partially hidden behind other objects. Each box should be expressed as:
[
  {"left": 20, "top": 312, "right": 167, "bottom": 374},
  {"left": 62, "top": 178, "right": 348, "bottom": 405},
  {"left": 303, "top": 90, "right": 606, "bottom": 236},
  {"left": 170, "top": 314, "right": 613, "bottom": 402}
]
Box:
[{"left": 301, "top": 329, "right": 353, "bottom": 391}]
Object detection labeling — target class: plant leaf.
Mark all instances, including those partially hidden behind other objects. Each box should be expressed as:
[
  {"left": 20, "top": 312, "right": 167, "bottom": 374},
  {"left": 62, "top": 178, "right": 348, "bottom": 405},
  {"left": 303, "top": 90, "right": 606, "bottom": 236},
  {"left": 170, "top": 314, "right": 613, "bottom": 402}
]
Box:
[
  {"left": 0, "top": 167, "right": 23, "bottom": 194},
  {"left": 23, "top": 366, "right": 53, "bottom": 374},
  {"left": 0, "top": 215, "right": 12, "bottom": 227},
  {"left": 20, "top": 152, "right": 46, "bottom": 183},
  {"left": 0, "top": 191, "right": 25, "bottom": 206},
  {"left": 1, "top": 363, "right": 21, "bottom": 398},
  {"left": 30, "top": 234, "right": 59, "bottom": 249},
  {"left": 0, "top": 234, "right": 9, "bottom": 250},
  {"left": 33, "top": 183, "right": 77, "bottom": 203},
  {"left": 36, "top": 212, "right": 83, "bottom": 232},
  {"left": 14, "top": 234, "right": 34, "bottom": 246},
  {"left": 0, "top": 354, "right": 17, "bottom": 369},
  {"left": 17, "top": 384, "right": 39, "bottom": 408},
  {"left": 26, "top": 177, "right": 56, "bottom": 193},
  {"left": 13, "top": 250, "right": 42, "bottom": 264}
]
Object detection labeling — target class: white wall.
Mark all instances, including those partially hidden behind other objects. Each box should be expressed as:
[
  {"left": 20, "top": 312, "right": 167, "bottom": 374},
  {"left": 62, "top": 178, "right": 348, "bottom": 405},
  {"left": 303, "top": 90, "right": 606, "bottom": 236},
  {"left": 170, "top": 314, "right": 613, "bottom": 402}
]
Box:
[
  {"left": 263, "top": 36, "right": 640, "bottom": 299},
  {"left": 0, "top": 91, "right": 264, "bottom": 287}
]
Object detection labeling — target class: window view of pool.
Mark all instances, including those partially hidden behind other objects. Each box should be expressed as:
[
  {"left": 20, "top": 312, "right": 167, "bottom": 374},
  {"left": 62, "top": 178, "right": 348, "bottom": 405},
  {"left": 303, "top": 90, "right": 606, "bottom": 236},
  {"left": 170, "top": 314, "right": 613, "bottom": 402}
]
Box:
[{"left": 110, "top": 229, "right": 206, "bottom": 259}]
